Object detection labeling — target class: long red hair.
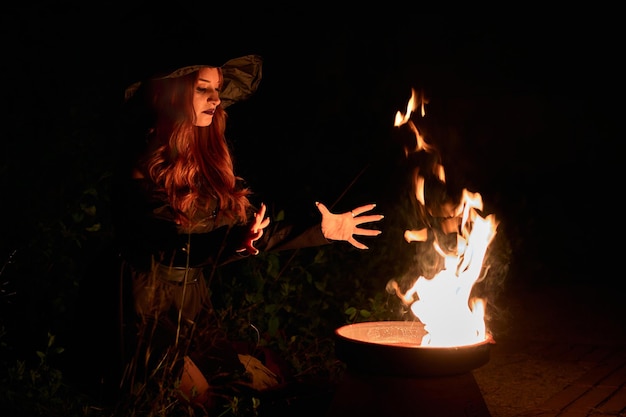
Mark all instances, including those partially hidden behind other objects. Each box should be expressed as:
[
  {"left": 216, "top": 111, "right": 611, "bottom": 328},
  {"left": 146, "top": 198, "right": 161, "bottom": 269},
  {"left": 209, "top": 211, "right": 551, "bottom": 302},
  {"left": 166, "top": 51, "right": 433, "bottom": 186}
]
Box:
[{"left": 140, "top": 69, "right": 252, "bottom": 227}]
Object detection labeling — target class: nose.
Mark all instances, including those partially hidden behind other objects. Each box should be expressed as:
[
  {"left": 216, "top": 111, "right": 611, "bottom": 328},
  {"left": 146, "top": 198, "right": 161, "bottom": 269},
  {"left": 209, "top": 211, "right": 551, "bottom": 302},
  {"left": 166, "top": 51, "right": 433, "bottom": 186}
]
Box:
[{"left": 208, "top": 91, "right": 220, "bottom": 106}]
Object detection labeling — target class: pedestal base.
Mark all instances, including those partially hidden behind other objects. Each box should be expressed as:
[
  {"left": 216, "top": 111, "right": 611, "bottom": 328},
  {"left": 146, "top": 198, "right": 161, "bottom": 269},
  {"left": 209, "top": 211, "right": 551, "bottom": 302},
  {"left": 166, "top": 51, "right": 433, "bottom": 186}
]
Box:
[{"left": 326, "top": 370, "right": 491, "bottom": 417}]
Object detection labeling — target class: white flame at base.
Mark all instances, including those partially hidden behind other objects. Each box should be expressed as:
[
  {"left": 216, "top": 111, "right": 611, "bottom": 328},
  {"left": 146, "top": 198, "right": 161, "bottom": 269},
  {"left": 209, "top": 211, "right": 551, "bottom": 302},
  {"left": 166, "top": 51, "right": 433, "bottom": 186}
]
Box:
[
  {"left": 410, "top": 275, "right": 485, "bottom": 347},
  {"left": 397, "top": 212, "right": 496, "bottom": 347}
]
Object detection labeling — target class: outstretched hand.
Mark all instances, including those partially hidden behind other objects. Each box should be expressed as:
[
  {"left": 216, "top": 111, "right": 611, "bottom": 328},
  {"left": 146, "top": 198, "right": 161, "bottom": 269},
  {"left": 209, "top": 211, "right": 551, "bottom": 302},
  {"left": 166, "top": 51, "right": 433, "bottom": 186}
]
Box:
[
  {"left": 237, "top": 203, "right": 271, "bottom": 256},
  {"left": 315, "top": 202, "right": 383, "bottom": 250}
]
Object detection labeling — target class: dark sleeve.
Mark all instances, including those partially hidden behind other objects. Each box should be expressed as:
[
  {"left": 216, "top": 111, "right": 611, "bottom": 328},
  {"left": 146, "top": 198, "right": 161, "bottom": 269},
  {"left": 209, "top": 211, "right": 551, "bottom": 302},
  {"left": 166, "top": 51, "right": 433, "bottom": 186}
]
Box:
[{"left": 255, "top": 219, "right": 330, "bottom": 253}]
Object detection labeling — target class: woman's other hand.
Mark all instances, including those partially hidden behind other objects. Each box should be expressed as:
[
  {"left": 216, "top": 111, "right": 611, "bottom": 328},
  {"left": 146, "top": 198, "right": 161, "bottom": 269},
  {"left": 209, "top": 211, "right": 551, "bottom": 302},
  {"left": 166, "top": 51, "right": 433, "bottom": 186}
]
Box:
[
  {"left": 238, "top": 203, "right": 270, "bottom": 256},
  {"left": 315, "top": 202, "right": 383, "bottom": 250}
]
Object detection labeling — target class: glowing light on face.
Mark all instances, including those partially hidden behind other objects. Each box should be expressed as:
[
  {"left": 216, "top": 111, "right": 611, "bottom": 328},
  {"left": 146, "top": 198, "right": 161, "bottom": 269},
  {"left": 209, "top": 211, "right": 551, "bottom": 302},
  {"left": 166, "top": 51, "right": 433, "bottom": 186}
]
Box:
[{"left": 193, "top": 67, "right": 221, "bottom": 127}]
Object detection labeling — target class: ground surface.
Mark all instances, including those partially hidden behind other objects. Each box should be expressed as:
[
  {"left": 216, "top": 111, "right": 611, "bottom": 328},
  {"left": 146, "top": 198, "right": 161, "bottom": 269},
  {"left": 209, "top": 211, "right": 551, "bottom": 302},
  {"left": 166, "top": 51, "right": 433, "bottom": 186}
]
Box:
[{"left": 473, "top": 283, "right": 626, "bottom": 417}]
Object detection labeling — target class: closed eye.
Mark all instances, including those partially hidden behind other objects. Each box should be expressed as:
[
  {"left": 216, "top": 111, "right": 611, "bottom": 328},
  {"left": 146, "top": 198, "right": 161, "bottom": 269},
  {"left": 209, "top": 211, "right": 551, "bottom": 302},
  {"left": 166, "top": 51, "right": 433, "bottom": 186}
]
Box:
[{"left": 196, "top": 87, "right": 220, "bottom": 94}]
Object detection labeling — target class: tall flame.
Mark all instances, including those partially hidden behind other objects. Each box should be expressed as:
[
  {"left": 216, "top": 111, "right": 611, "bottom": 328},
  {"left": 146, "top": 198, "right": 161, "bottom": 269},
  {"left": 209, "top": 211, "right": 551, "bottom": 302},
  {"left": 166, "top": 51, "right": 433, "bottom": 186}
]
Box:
[{"left": 389, "top": 89, "right": 498, "bottom": 347}]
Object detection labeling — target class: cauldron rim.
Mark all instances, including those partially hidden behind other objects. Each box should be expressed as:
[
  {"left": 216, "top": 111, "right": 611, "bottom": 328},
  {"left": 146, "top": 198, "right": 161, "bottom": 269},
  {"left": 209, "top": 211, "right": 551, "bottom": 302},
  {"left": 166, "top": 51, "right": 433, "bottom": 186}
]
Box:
[
  {"left": 335, "top": 320, "right": 492, "bottom": 349},
  {"left": 334, "top": 320, "right": 493, "bottom": 377}
]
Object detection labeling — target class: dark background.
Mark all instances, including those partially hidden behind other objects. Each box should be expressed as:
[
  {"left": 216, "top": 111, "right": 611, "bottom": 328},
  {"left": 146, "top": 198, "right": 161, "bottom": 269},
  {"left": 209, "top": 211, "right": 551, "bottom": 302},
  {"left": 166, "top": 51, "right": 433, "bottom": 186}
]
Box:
[
  {"left": 1, "top": 6, "right": 619, "bottom": 289},
  {"left": 0, "top": 8, "right": 621, "bottom": 416}
]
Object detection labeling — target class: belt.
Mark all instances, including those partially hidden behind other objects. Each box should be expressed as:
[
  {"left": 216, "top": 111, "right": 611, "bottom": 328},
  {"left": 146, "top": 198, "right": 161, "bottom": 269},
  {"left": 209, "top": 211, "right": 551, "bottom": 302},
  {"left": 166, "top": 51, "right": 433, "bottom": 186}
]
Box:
[{"left": 154, "top": 263, "right": 202, "bottom": 284}]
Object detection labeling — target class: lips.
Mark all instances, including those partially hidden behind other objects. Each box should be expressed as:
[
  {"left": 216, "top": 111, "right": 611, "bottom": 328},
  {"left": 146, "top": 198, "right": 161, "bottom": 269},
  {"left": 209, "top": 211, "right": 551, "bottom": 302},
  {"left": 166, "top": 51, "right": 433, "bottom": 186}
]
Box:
[{"left": 203, "top": 109, "right": 215, "bottom": 115}]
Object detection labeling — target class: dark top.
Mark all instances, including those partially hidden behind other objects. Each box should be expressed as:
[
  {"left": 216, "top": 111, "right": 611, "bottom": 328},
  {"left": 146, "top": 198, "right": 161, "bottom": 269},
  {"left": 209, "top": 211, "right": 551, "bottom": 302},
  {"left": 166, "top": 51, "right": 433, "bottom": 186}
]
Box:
[{"left": 112, "top": 175, "right": 331, "bottom": 272}]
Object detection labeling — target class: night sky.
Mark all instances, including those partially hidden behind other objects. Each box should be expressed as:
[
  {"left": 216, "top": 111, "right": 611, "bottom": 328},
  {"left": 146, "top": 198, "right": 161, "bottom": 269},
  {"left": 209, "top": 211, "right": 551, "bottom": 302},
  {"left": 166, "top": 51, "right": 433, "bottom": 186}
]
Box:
[{"left": 1, "top": 7, "right": 619, "bottom": 287}]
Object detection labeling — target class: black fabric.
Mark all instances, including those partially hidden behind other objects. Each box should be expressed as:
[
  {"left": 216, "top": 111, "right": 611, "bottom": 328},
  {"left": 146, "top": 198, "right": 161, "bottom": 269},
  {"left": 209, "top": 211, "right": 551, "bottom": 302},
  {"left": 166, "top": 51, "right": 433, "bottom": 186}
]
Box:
[{"left": 112, "top": 175, "right": 330, "bottom": 271}]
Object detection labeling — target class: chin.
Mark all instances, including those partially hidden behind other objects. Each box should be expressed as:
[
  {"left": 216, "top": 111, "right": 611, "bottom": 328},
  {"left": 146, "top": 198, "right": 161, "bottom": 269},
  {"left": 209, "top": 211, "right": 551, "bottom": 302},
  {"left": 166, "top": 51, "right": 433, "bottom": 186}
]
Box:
[{"left": 195, "top": 117, "right": 213, "bottom": 127}]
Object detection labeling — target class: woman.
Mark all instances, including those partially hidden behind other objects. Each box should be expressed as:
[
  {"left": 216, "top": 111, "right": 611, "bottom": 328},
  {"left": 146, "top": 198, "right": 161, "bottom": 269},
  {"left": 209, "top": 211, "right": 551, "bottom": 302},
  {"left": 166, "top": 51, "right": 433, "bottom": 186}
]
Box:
[{"left": 110, "top": 54, "right": 383, "bottom": 411}]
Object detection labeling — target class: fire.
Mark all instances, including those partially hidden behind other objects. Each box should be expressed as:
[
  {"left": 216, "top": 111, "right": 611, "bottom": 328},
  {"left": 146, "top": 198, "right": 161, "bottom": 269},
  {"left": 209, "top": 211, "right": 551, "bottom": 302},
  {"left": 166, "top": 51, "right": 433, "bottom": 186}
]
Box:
[{"left": 388, "top": 89, "right": 498, "bottom": 347}]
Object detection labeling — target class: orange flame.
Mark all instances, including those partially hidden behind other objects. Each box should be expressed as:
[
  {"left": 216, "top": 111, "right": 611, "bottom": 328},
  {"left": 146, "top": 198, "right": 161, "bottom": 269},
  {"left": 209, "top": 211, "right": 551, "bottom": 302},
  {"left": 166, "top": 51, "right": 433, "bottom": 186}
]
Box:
[{"left": 390, "top": 89, "right": 498, "bottom": 347}]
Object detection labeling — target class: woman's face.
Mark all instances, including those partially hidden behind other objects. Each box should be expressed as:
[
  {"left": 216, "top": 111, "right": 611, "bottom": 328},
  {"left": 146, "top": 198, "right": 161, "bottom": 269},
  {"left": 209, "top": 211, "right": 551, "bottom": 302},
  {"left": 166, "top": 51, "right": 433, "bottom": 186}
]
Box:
[{"left": 193, "top": 67, "right": 221, "bottom": 127}]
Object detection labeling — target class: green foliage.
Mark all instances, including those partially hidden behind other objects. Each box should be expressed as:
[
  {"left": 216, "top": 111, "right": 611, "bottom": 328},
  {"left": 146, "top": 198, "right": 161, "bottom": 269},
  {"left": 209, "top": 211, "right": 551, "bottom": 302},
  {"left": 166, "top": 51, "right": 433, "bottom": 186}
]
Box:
[
  {"left": 0, "top": 332, "right": 94, "bottom": 417},
  {"left": 0, "top": 168, "right": 391, "bottom": 416},
  {"left": 211, "top": 245, "right": 348, "bottom": 381}
]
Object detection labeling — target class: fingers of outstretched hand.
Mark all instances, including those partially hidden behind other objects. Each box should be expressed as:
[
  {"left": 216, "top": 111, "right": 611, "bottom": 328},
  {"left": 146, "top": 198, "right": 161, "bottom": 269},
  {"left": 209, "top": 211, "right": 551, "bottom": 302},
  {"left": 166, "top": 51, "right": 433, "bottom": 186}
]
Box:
[
  {"left": 350, "top": 203, "right": 378, "bottom": 217},
  {"left": 248, "top": 229, "right": 264, "bottom": 255},
  {"left": 353, "top": 214, "right": 384, "bottom": 225},
  {"left": 317, "top": 201, "right": 380, "bottom": 220},
  {"left": 348, "top": 237, "right": 368, "bottom": 250},
  {"left": 257, "top": 203, "right": 267, "bottom": 218},
  {"left": 354, "top": 227, "right": 383, "bottom": 237},
  {"left": 237, "top": 244, "right": 259, "bottom": 256},
  {"left": 237, "top": 228, "right": 264, "bottom": 256},
  {"left": 256, "top": 217, "right": 270, "bottom": 232},
  {"left": 245, "top": 243, "right": 260, "bottom": 255},
  {"left": 253, "top": 204, "right": 269, "bottom": 232},
  {"left": 315, "top": 201, "right": 330, "bottom": 216},
  {"left": 349, "top": 208, "right": 383, "bottom": 249}
]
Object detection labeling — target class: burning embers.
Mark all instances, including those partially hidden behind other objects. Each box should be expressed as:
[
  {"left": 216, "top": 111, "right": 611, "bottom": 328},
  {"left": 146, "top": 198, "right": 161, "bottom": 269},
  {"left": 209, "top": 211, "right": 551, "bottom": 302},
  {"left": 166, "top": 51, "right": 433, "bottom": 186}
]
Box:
[{"left": 386, "top": 89, "right": 499, "bottom": 348}]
